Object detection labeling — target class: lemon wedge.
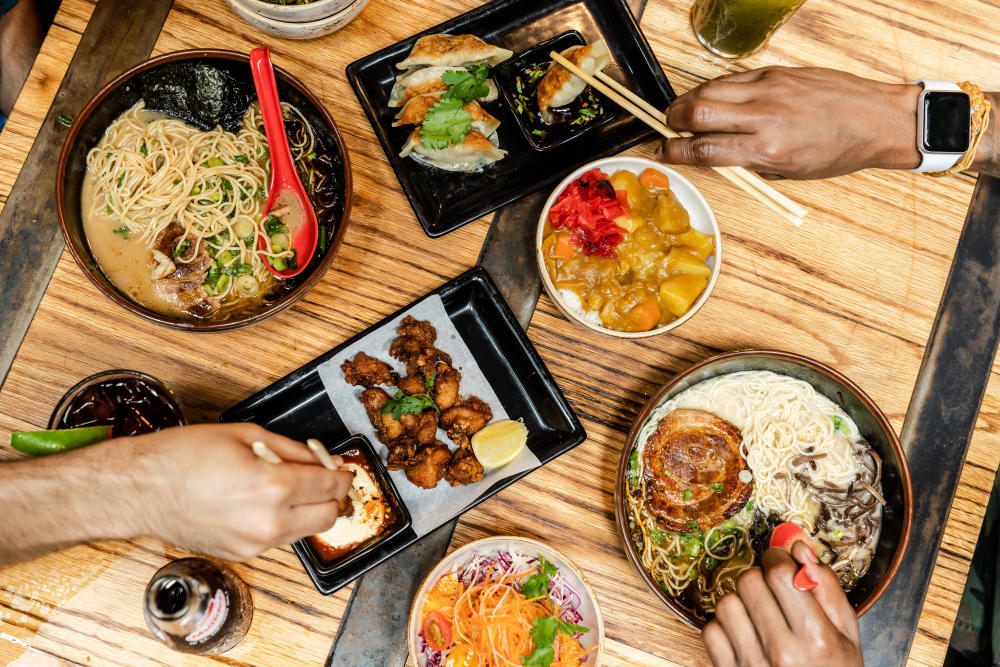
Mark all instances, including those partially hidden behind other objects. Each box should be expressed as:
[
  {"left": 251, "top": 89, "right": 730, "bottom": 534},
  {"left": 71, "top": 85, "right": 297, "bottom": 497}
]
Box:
[{"left": 471, "top": 419, "right": 528, "bottom": 468}]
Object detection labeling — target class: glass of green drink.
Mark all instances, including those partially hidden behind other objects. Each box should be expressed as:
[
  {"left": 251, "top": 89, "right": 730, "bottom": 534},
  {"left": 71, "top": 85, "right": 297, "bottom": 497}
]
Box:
[{"left": 691, "top": 0, "right": 807, "bottom": 59}]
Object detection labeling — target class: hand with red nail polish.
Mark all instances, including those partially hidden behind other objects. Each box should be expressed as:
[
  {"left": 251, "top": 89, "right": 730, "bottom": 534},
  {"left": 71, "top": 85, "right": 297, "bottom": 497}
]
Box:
[{"left": 701, "top": 540, "right": 863, "bottom": 666}]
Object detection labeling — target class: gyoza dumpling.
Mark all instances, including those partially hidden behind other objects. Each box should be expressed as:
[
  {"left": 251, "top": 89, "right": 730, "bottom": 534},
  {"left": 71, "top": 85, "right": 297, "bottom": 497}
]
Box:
[
  {"left": 399, "top": 129, "right": 507, "bottom": 172},
  {"left": 393, "top": 93, "right": 501, "bottom": 137},
  {"left": 537, "top": 40, "right": 611, "bottom": 123},
  {"left": 396, "top": 34, "right": 513, "bottom": 70},
  {"left": 389, "top": 66, "right": 499, "bottom": 107}
]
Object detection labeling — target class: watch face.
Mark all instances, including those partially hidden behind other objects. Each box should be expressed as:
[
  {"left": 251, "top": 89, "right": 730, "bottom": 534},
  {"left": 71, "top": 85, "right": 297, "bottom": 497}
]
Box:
[{"left": 923, "top": 91, "right": 971, "bottom": 153}]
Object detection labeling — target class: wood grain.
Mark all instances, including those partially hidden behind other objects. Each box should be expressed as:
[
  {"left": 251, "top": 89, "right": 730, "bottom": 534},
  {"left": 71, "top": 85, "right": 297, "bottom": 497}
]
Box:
[{"left": 1, "top": 0, "right": 999, "bottom": 665}]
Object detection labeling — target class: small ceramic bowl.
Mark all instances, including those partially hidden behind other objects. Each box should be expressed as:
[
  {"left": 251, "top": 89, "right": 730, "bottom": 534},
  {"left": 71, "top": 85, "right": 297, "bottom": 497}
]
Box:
[
  {"left": 231, "top": 0, "right": 356, "bottom": 23},
  {"left": 225, "top": 0, "right": 369, "bottom": 39},
  {"left": 536, "top": 156, "right": 721, "bottom": 339},
  {"left": 408, "top": 536, "right": 605, "bottom": 666}
]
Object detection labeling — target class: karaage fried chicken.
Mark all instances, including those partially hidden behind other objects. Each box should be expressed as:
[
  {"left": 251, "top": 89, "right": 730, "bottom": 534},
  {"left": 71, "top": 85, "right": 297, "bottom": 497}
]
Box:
[
  {"left": 360, "top": 388, "right": 406, "bottom": 445},
  {"left": 386, "top": 437, "right": 416, "bottom": 471},
  {"left": 342, "top": 352, "right": 397, "bottom": 388},
  {"left": 397, "top": 316, "right": 437, "bottom": 347},
  {"left": 433, "top": 364, "right": 461, "bottom": 410},
  {"left": 440, "top": 396, "right": 493, "bottom": 447},
  {"left": 392, "top": 344, "right": 452, "bottom": 377},
  {"left": 397, "top": 374, "right": 429, "bottom": 396},
  {"left": 446, "top": 446, "right": 485, "bottom": 486},
  {"left": 405, "top": 441, "right": 452, "bottom": 489},
  {"left": 399, "top": 408, "right": 438, "bottom": 445}
]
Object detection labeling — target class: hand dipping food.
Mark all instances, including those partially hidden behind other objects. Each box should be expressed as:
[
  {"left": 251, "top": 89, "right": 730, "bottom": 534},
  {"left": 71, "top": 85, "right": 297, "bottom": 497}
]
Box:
[
  {"left": 308, "top": 447, "right": 396, "bottom": 564},
  {"left": 540, "top": 165, "right": 716, "bottom": 333}
]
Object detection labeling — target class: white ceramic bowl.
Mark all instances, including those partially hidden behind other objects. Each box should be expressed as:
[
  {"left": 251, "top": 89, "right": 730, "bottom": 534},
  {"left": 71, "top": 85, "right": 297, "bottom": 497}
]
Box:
[
  {"left": 408, "top": 536, "right": 605, "bottom": 666},
  {"left": 225, "top": 0, "right": 368, "bottom": 39},
  {"left": 536, "top": 156, "right": 722, "bottom": 339},
  {"left": 232, "top": 0, "right": 355, "bottom": 23}
]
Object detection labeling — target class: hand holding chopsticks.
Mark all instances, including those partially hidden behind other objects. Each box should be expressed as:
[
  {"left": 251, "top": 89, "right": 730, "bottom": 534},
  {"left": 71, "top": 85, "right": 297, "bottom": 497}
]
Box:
[
  {"left": 549, "top": 51, "right": 807, "bottom": 227},
  {"left": 252, "top": 438, "right": 361, "bottom": 505}
]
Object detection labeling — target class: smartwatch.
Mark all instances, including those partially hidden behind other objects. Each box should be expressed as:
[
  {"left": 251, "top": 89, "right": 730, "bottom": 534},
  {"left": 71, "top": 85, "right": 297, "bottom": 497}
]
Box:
[{"left": 910, "top": 80, "right": 972, "bottom": 173}]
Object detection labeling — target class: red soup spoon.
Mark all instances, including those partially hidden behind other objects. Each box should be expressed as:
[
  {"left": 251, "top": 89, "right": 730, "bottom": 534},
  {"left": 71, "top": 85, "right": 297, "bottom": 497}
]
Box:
[{"left": 249, "top": 47, "right": 318, "bottom": 279}]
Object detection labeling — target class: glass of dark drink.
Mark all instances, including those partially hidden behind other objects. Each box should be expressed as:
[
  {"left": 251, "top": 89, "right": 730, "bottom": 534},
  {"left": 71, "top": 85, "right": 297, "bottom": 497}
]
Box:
[{"left": 48, "top": 370, "right": 185, "bottom": 436}]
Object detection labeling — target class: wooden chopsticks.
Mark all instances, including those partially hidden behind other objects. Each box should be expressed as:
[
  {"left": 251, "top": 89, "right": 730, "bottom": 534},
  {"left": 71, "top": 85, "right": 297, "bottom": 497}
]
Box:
[
  {"left": 252, "top": 439, "right": 361, "bottom": 504},
  {"left": 549, "top": 51, "right": 807, "bottom": 227}
]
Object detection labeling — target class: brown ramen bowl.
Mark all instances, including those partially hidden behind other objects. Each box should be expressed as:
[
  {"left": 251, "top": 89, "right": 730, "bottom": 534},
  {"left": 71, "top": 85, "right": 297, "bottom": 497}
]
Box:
[
  {"left": 55, "top": 49, "right": 353, "bottom": 331},
  {"left": 614, "top": 350, "right": 913, "bottom": 628}
]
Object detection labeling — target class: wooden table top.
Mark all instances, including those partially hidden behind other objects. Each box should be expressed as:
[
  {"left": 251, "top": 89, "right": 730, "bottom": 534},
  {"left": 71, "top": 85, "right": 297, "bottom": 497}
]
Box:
[{"left": 2, "top": 0, "right": 999, "bottom": 665}]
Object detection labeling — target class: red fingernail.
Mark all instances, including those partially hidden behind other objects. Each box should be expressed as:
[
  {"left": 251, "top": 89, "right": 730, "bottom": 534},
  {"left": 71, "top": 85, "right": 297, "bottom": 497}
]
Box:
[{"left": 793, "top": 566, "right": 818, "bottom": 591}]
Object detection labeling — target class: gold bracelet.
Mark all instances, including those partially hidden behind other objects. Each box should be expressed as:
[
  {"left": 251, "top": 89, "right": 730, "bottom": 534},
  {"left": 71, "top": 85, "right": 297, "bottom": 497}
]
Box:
[{"left": 929, "top": 81, "right": 992, "bottom": 177}]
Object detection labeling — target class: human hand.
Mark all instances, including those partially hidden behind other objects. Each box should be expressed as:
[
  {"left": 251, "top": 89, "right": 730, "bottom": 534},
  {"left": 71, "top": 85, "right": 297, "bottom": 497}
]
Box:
[
  {"left": 126, "top": 423, "right": 354, "bottom": 561},
  {"left": 657, "top": 67, "right": 921, "bottom": 180},
  {"left": 702, "top": 540, "right": 863, "bottom": 666}
]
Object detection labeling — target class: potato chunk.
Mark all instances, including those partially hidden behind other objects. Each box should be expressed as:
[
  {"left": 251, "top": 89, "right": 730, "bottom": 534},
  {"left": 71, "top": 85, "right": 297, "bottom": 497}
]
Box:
[
  {"left": 659, "top": 274, "right": 709, "bottom": 317},
  {"left": 673, "top": 228, "right": 715, "bottom": 262},
  {"left": 667, "top": 247, "right": 712, "bottom": 278},
  {"left": 653, "top": 192, "right": 690, "bottom": 233},
  {"left": 610, "top": 170, "right": 646, "bottom": 212}
]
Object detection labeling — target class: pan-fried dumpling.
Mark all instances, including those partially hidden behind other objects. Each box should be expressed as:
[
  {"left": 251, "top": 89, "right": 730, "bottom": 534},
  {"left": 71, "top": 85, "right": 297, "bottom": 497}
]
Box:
[
  {"left": 393, "top": 93, "right": 502, "bottom": 137},
  {"left": 399, "top": 129, "right": 507, "bottom": 172},
  {"left": 389, "top": 66, "right": 499, "bottom": 107},
  {"left": 537, "top": 40, "right": 611, "bottom": 123},
  {"left": 396, "top": 34, "right": 513, "bottom": 70}
]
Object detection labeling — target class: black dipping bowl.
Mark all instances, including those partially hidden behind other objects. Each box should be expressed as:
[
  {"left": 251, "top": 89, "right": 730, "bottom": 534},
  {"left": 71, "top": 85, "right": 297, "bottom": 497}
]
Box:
[
  {"left": 614, "top": 350, "right": 913, "bottom": 628},
  {"left": 294, "top": 434, "right": 411, "bottom": 582},
  {"left": 56, "top": 49, "right": 353, "bottom": 332}
]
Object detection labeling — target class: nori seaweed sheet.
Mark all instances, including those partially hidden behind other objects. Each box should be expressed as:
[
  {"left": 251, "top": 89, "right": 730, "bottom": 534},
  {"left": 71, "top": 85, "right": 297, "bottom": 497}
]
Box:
[{"left": 135, "top": 62, "right": 253, "bottom": 132}]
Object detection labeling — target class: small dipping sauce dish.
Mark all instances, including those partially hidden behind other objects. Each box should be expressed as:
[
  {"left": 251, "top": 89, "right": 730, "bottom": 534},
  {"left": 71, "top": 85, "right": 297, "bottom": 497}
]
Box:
[{"left": 48, "top": 370, "right": 186, "bottom": 436}]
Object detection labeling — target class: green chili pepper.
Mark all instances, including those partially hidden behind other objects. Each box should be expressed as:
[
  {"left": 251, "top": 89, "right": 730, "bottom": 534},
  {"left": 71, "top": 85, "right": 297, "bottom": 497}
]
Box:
[
  {"left": 11, "top": 426, "right": 112, "bottom": 456},
  {"left": 57, "top": 114, "right": 73, "bottom": 127}
]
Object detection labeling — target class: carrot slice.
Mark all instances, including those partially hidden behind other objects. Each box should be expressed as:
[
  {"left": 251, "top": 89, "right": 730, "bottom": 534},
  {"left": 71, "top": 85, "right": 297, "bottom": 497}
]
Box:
[{"left": 638, "top": 167, "right": 671, "bottom": 190}]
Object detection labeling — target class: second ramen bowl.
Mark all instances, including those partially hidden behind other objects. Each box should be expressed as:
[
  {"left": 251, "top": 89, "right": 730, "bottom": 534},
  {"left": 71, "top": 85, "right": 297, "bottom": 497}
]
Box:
[
  {"left": 56, "top": 49, "right": 353, "bottom": 332},
  {"left": 614, "top": 350, "right": 913, "bottom": 628}
]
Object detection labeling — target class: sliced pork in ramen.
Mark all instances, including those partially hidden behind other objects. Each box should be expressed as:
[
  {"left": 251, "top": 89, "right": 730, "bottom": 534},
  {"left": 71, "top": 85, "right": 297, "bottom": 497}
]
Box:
[
  {"left": 642, "top": 408, "right": 753, "bottom": 532},
  {"left": 150, "top": 223, "right": 218, "bottom": 318}
]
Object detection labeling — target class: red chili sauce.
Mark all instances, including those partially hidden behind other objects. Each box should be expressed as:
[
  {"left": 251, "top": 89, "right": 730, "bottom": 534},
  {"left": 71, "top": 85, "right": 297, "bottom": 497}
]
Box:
[
  {"left": 57, "top": 377, "right": 184, "bottom": 436},
  {"left": 308, "top": 448, "right": 394, "bottom": 563}
]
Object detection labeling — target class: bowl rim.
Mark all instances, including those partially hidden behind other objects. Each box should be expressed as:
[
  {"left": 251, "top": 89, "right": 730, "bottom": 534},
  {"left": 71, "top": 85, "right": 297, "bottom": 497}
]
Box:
[
  {"left": 612, "top": 349, "right": 914, "bottom": 628},
  {"left": 406, "top": 535, "right": 606, "bottom": 666},
  {"left": 226, "top": 0, "right": 368, "bottom": 28},
  {"left": 535, "top": 156, "right": 722, "bottom": 339},
  {"left": 55, "top": 48, "right": 353, "bottom": 332},
  {"left": 235, "top": 0, "right": 347, "bottom": 15}
]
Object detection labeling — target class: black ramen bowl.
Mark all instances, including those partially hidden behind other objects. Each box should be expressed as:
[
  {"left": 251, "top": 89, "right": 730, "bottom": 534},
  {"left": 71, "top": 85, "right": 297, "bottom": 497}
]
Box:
[
  {"left": 56, "top": 49, "right": 352, "bottom": 331},
  {"left": 614, "top": 350, "right": 913, "bottom": 628}
]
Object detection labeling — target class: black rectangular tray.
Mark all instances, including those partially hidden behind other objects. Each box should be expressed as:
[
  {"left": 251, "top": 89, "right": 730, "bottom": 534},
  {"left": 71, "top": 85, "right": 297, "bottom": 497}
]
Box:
[
  {"left": 345, "top": 0, "right": 675, "bottom": 237},
  {"left": 221, "top": 266, "right": 587, "bottom": 594}
]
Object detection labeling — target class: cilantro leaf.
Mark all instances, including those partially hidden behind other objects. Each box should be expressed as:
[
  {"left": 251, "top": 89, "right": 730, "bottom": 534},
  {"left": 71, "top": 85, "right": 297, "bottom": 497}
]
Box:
[
  {"left": 522, "top": 616, "right": 557, "bottom": 667},
  {"left": 420, "top": 98, "right": 472, "bottom": 150},
  {"left": 556, "top": 619, "right": 590, "bottom": 636},
  {"left": 520, "top": 555, "right": 557, "bottom": 600},
  {"left": 381, "top": 390, "right": 438, "bottom": 419},
  {"left": 425, "top": 371, "right": 436, "bottom": 393},
  {"left": 442, "top": 64, "right": 490, "bottom": 103}
]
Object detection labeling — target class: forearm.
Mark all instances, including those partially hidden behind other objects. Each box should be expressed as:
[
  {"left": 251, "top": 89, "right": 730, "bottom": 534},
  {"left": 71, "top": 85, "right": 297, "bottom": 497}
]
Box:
[
  {"left": 970, "top": 92, "right": 1000, "bottom": 178},
  {"left": 0, "top": 439, "right": 146, "bottom": 567}
]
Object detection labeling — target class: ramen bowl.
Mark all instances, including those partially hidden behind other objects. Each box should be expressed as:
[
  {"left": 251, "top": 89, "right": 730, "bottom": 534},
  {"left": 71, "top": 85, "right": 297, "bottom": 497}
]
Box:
[
  {"left": 536, "top": 156, "right": 721, "bottom": 340},
  {"left": 56, "top": 49, "right": 352, "bottom": 332},
  {"left": 614, "top": 350, "right": 913, "bottom": 628},
  {"left": 408, "top": 537, "right": 605, "bottom": 666}
]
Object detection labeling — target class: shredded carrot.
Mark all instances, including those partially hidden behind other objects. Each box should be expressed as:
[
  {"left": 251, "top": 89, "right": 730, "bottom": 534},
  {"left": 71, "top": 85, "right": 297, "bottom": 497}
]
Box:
[{"left": 425, "top": 565, "right": 586, "bottom": 667}]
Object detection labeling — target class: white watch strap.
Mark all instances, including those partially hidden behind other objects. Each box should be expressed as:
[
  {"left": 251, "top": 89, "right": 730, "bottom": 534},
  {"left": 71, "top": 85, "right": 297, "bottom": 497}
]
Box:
[{"left": 910, "top": 80, "right": 966, "bottom": 173}]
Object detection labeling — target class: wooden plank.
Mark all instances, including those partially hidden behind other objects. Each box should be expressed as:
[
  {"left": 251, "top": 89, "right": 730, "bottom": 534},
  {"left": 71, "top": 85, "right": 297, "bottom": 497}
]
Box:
[{"left": 0, "top": 0, "right": 999, "bottom": 665}]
